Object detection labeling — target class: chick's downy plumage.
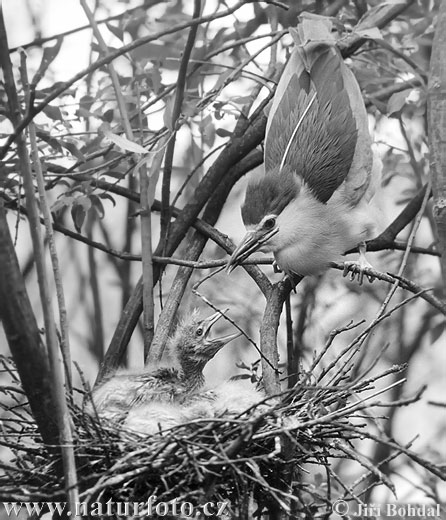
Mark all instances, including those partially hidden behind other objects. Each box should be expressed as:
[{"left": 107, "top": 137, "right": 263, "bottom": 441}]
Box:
[
  {"left": 228, "top": 21, "right": 381, "bottom": 277},
  {"left": 125, "top": 380, "right": 267, "bottom": 436},
  {"left": 91, "top": 311, "right": 240, "bottom": 424}
]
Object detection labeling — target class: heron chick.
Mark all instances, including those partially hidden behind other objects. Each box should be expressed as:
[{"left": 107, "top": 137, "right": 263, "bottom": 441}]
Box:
[
  {"left": 125, "top": 380, "right": 268, "bottom": 436},
  {"left": 227, "top": 21, "right": 381, "bottom": 279},
  {"left": 91, "top": 311, "right": 240, "bottom": 423}
]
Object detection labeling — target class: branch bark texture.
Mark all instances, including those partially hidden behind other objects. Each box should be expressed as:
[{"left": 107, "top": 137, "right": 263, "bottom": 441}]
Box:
[{"left": 428, "top": 1, "right": 446, "bottom": 290}]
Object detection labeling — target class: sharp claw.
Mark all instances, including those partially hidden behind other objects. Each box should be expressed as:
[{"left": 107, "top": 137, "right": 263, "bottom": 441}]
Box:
[
  {"left": 273, "top": 261, "right": 282, "bottom": 273},
  {"left": 343, "top": 261, "right": 375, "bottom": 285}
]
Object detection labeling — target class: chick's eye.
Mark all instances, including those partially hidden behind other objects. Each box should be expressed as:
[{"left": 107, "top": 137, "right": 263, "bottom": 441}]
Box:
[
  {"left": 196, "top": 327, "right": 203, "bottom": 336},
  {"left": 263, "top": 218, "right": 276, "bottom": 230}
]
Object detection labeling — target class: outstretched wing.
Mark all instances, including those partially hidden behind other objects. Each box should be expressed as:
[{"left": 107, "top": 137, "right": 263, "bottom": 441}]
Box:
[{"left": 265, "top": 23, "right": 373, "bottom": 205}]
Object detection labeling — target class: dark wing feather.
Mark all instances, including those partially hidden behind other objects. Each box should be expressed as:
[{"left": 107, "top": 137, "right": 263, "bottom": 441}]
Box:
[{"left": 265, "top": 44, "right": 358, "bottom": 204}]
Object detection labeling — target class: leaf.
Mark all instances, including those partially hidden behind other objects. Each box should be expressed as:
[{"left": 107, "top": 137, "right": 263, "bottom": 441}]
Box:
[
  {"left": 98, "top": 192, "right": 116, "bottom": 206},
  {"left": 210, "top": 69, "right": 233, "bottom": 95},
  {"left": 51, "top": 195, "right": 74, "bottom": 214},
  {"left": 231, "top": 95, "right": 253, "bottom": 105},
  {"left": 76, "top": 107, "right": 95, "bottom": 120},
  {"left": 79, "top": 95, "right": 95, "bottom": 113},
  {"left": 146, "top": 65, "right": 162, "bottom": 94},
  {"left": 182, "top": 99, "right": 199, "bottom": 117},
  {"left": 355, "top": 26, "right": 383, "bottom": 41},
  {"left": 60, "top": 140, "right": 86, "bottom": 162},
  {"left": 36, "top": 129, "right": 62, "bottom": 153},
  {"left": 71, "top": 197, "right": 91, "bottom": 233},
  {"left": 71, "top": 204, "right": 86, "bottom": 233},
  {"left": 89, "top": 194, "right": 105, "bottom": 219},
  {"left": 314, "top": 473, "right": 324, "bottom": 487},
  {"left": 102, "top": 109, "right": 114, "bottom": 123},
  {"left": 163, "top": 96, "right": 174, "bottom": 131},
  {"left": 430, "top": 321, "right": 445, "bottom": 344},
  {"left": 43, "top": 105, "right": 64, "bottom": 122},
  {"left": 216, "top": 128, "right": 232, "bottom": 138},
  {"left": 129, "top": 42, "right": 177, "bottom": 62},
  {"left": 90, "top": 42, "right": 119, "bottom": 54},
  {"left": 199, "top": 114, "right": 215, "bottom": 148},
  {"left": 103, "top": 129, "right": 147, "bottom": 154},
  {"left": 387, "top": 89, "right": 412, "bottom": 116},
  {"left": 31, "top": 36, "right": 63, "bottom": 87},
  {"left": 106, "top": 22, "right": 124, "bottom": 42}
]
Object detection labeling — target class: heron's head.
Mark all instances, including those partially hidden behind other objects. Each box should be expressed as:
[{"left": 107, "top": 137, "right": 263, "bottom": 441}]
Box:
[
  {"left": 227, "top": 166, "right": 300, "bottom": 271},
  {"left": 172, "top": 311, "right": 240, "bottom": 376}
]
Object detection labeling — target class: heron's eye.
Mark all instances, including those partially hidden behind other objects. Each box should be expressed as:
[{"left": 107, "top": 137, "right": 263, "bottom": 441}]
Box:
[
  {"left": 263, "top": 217, "right": 276, "bottom": 230},
  {"left": 196, "top": 327, "right": 204, "bottom": 336}
]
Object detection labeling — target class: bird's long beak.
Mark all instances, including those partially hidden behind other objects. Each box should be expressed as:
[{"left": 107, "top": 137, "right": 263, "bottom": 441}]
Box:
[
  {"left": 201, "top": 311, "right": 241, "bottom": 356},
  {"left": 227, "top": 228, "right": 277, "bottom": 273}
]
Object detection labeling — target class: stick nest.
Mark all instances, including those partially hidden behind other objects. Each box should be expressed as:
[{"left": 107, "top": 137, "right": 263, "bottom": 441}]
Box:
[{"left": 0, "top": 341, "right": 442, "bottom": 518}]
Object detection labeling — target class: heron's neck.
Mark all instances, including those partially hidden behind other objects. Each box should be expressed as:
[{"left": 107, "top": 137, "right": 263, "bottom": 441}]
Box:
[{"left": 180, "top": 358, "right": 206, "bottom": 392}]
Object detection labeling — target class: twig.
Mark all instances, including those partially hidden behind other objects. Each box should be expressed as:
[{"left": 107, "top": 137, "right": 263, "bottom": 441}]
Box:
[
  {"left": 160, "top": 0, "right": 201, "bottom": 252},
  {"left": 20, "top": 53, "right": 73, "bottom": 394},
  {"left": 8, "top": 1, "right": 164, "bottom": 53}
]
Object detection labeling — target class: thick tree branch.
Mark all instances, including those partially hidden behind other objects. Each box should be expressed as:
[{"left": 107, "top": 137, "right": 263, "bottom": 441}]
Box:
[
  {"left": 0, "top": 202, "right": 59, "bottom": 447},
  {"left": 428, "top": 1, "right": 446, "bottom": 289}
]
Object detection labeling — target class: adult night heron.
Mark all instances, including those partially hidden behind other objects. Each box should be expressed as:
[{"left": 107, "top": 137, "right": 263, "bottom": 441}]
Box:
[
  {"left": 91, "top": 310, "right": 240, "bottom": 422},
  {"left": 227, "top": 24, "right": 380, "bottom": 280}
]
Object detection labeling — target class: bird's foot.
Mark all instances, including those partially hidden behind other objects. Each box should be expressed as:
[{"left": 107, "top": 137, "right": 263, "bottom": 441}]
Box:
[
  {"left": 272, "top": 260, "right": 282, "bottom": 273},
  {"left": 343, "top": 243, "right": 376, "bottom": 285}
]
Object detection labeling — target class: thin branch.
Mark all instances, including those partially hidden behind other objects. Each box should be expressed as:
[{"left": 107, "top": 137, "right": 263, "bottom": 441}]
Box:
[
  {"left": 20, "top": 53, "right": 73, "bottom": 393},
  {"left": 8, "top": 0, "right": 164, "bottom": 52},
  {"left": 160, "top": 0, "right": 201, "bottom": 251}
]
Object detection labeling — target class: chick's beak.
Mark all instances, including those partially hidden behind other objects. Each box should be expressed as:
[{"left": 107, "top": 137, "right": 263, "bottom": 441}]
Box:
[
  {"left": 227, "top": 228, "right": 277, "bottom": 273},
  {"left": 200, "top": 311, "right": 241, "bottom": 357}
]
